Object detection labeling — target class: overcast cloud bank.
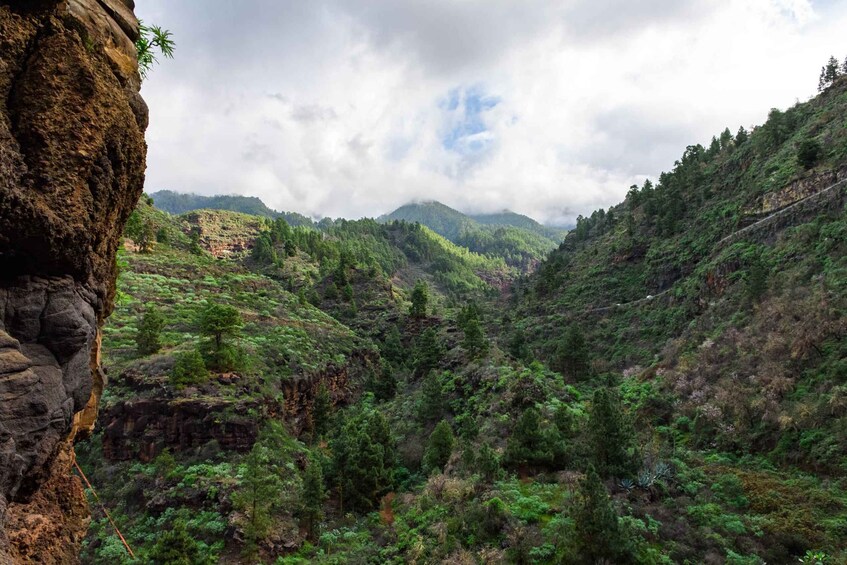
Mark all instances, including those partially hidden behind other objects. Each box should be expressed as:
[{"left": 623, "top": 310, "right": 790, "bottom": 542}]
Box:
[{"left": 137, "top": 0, "right": 847, "bottom": 225}]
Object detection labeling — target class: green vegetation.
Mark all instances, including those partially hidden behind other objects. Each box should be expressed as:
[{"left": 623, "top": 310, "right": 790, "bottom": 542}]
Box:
[
  {"left": 149, "top": 190, "right": 314, "bottom": 224},
  {"left": 423, "top": 420, "right": 455, "bottom": 473},
  {"left": 573, "top": 465, "right": 629, "bottom": 562},
  {"left": 135, "top": 22, "right": 174, "bottom": 80},
  {"left": 587, "top": 388, "right": 636, "bottom": 478},
  {"left": 380, "top": 200, "right": 565, "bottom": 269},
  {"left": 329, "top": 406, "right": 396, "bottom": 513},
  {"left": 198, "top": 302, "right": 244, "bottom": 371},
  {"left": 409, "top": 280, "right": 429, "bottom": 318},
  {"left": 232, "top": 426, "right": 286, "bottom": 556},
  {"left": 78, "top": 65, "right": 847, "bottom": 564},
  {"left": 135, "top": 305, "right": 164, "bottom": 355},
  {"left": 170, "top": 349, "right": 207, "bottom": 388},
  {"left": 300, "top": 457, "right": 326, "bottom": 541}
]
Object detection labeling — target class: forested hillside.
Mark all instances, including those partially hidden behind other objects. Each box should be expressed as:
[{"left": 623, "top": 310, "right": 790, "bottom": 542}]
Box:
[
  {"left": 77, "top": 73, "right": 847, "bottom": 565},
  {"left": 381, "top": 201, "right": 566, "bottom": 270},
  {"left": 149, "top": 190, "right": 314, "bottom": 226}
]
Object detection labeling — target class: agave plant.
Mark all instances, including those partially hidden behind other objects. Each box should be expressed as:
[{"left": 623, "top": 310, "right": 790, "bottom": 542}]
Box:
[
  {"left": 799, "top": 550, "right": 829, "bottom": 565},
  {"left": 631, "top": 461, "right": 675, "bottom": 490},
  {"left": 653, "top": 462, "right": 673, "bottom": 480},
  {"left": 636, "top": 470, "right": 655, "bottom": 489}
]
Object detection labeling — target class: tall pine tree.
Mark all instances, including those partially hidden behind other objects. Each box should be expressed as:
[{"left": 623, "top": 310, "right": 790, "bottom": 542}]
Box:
[
  {"left": 330, "top": 409, "right": 396, "bottom": 512},
  {"left": 573, "top": 465, "right": 629, "bottom": 562},
  {"left": 312, "top": 382, "right": 332, "bottom": 439},
  {"left": 136, "top": 304, "right": 165, "bottom": 355},
  {"left": 587, "top": 388, "right": 637, "bottom": 478},
  {"left": 300, "top": 457, "right": 326, "bottom": 541},
  {"left": 413, "top": 327, "right": 444, "bottom": 377},
  {"left": 556, "top": 325, "right": 590, "bottom": 379},
  {"left": 423, "top": 420, "right": 455, "bottom": 473},
  {"left": 504, "top": 406, "right": 553, "bottom": 470},
  {"left": 409, "top": 280, "right": 429, "bottom": 318}
]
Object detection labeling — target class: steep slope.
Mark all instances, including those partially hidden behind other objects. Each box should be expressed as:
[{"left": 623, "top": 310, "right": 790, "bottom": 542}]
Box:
[
  {"left": 149, "top": 189, "right": 314, "bottom": 226},
  {"left": 500, "top": 74, "right": 847, "bottom": 554},
  {"left": 79, "top": 74, "right": 847, "bottom": 562},
  {"left": 0, "top": 1, "right": 146, "bottom": 561},
  {"left": 512, "top": 76, "right": 847, "bottom": 374},
  {"left": 78, "top": 230, "right": 378, "bottom": 562}
]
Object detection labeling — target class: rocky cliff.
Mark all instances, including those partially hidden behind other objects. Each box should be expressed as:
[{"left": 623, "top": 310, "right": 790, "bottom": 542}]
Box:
[{"left": 0, "top": 0, "right": 146, "bottom": 561}]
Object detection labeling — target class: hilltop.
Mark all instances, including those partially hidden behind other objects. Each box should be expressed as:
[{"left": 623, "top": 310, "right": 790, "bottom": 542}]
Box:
[
  {"left": 381, "top": 201, "right": 566, "bottom": 270},
  {"left": 149, "top": 189, "right": 314, "bottom": 226}
]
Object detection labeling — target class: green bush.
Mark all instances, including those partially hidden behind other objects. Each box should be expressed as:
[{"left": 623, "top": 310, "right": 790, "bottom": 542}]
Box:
[{"left": 171, "top": 350, "right": 208, "bottom": 388}]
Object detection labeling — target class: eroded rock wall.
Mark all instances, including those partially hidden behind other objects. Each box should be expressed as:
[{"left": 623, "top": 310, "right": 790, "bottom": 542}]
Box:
[{"left": 0, "top": 0, "right": 146, "bottom": 561}]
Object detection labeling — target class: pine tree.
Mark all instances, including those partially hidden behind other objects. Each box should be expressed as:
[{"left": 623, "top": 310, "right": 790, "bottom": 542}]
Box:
[
  {"left": 507, "top": 329, "right": 530, "bottom": 361},
  {"left": 271, "top": 217, "right": 292, "bottom": 243},
  {"left": 409, "top": 280, "right": 429, "bottom": 318},
  {"left": 735, "top": 126, "right": 749, "bottom": 146},
  {"left": 370, "top": 364, "right": 398, "bottom": 401},
  {"left": 746, "top": 254, "right": 768, "bottom": 302},
  {"left": 826, "top": 55, "right": 841, "bottom": 83},
  {"left": 556, "top": 325, "right": 590, "bottom": 379},
  {"left": 476, "top": 443, "right": 501, "bottom": 481},
  {"left": 198, "top": 303, "right": 243, "bottom": 371},
  {"left": 381, "top": 325, "right": 407, "bottom": 367},
  {"left": 797, "top": 138, "right": 822, "bottom": 170},
  {"left": 252, "top": 232, "right": 277, "bottom": 265},
  {"left": 423, "top": 420, "right": 455, "bottom": 473},
  {"left": 719, "top": 127, "right": 733, "bottom": 151},
  {"left": 170, "top": 349, "right": 208, "bottom": 388},
  {"left": 573, "top": 465, "right": 628, "bottom": 562},
  {"left": 456, "top": 302, "right": 481, "bottom": 329},
  {"left": 820, "top": 55, "right": 842, "bottom": 91},
  {"left": 504, "top": 406, "right": 552, "bottom": 470},
  {"left": 462, "top": 315, "right": 488, "bottom": 359},
  {"left": 136, "top": 305, "right": 165, "bottom": 355},
  {"left": 342, "top": 282, "right": 354, "bottom": 302},
  {"left": 147, "top": 519, "right": 203, "bottom": 565},
  {"left": 324, "top": 281, "right": 339, "bottom": 300},
  {"left": 124, "top": 210, "right": 143, "bottom": 241},
  {"left": 331, "top": 409, "right": 396, "bottom": 512},
  {"left": 284, "top": 239, "right": 297, "bottom": 257},
  {"left": 300, "top": 457, "right": 326, "bottom": 541},
  {"left": 707, "top": 135, "right": 720, "bottom": 158},
  {"left": 312, "top": 382, "right": 332, "bottom": 439},
  {"left": 189, "top": 228, "right": 203, "bottom": 255},
  {"left": 137, "top": 221, "right": 156, "bottom": 253},
  {"left": 413, "top": 327, "right": 443, "bottom": 377},
  {"left": 232, "top": 441, "right": 283, "bottom": 554},
  {"left": 417, "top": 370, "right": 443, "bottom": 423},
  {"left": 587, "top": 388, "right": 637, "bottom": 478}
]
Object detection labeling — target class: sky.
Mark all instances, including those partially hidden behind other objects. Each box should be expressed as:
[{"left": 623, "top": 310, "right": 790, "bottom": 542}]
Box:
[{"left": 136, "top": 0, "right": 847, "bottom": 226}]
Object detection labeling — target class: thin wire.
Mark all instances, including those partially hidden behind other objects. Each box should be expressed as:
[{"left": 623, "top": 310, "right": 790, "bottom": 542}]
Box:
[{"left": 73, "top": 460, "right": 136, "bottom": 559}]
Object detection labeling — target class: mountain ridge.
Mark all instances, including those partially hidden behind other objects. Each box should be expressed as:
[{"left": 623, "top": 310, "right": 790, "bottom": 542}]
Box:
[{"left": 149, "top": 189, "right": 315, "bottom": 227}]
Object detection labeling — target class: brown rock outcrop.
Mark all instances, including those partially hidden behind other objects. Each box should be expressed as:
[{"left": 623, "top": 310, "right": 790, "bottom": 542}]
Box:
[
  {"left": 0, "top": 0, "right": 146, "bottom": 561},
  {"left": 102, "top": 396, "right": 263, "bottom": 462}
]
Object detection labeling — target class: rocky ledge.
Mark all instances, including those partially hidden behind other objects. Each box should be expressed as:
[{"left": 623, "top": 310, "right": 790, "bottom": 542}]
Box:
[{"left": 0, "top": 0, "right": 147, "bottom": 561}]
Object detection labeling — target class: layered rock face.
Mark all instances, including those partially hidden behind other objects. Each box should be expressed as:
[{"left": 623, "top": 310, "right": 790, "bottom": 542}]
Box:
[{"left": 0, "top": 0, "right": 146, "bottom": 561}]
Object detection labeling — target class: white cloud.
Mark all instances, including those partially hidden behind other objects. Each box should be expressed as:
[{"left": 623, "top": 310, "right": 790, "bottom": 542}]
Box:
[{"left": 138, "top": 0, "right": 847, "bottom": 225}]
